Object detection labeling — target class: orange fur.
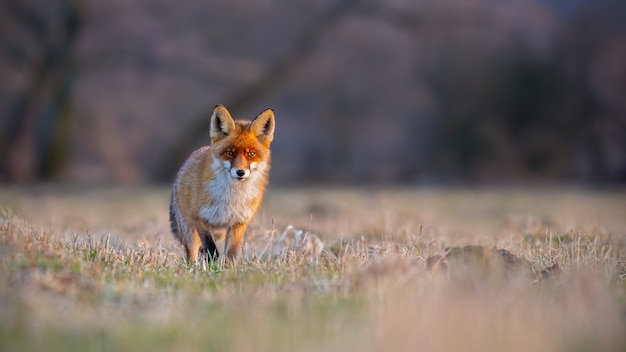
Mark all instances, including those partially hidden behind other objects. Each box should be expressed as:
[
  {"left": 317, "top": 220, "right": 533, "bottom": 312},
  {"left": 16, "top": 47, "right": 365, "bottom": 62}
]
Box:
[{"left": 169, "top": 105, "right": 275, "bottom": 263}]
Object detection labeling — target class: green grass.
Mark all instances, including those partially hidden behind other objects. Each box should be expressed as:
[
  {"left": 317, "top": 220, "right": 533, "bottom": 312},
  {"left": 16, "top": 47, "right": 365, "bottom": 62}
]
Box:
[{"left": 1, "top": 187, "right": 625, "bottom": 351}]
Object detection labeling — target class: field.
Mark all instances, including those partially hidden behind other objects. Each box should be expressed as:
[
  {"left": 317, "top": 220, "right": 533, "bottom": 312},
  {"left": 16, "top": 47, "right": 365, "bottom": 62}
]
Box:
[{"left": 1, "top": 186, "right": 625, "bottom": 351}]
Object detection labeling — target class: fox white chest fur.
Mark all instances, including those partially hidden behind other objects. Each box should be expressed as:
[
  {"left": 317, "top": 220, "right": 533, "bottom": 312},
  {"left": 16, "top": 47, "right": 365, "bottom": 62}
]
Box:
[{"left": 199, "top": 157, "right": 268, "bottom": 226}]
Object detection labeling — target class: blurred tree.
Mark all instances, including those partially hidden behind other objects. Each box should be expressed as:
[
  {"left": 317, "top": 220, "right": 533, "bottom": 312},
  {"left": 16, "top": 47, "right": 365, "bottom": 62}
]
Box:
[
  {"left": 0, "top": 0, "right": 85, "bottom": 182},
  {"left": 555, "top": 8, "right": 626, "bottom": 182}
]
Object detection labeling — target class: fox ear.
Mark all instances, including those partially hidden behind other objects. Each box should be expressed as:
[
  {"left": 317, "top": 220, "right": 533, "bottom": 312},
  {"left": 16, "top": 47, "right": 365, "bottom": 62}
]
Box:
[
  {"left": 210, "top": 105, "right": 236, "bottom": 143},
  {"left": 250, "top": 108, "right": 275, "bottom": 145}
]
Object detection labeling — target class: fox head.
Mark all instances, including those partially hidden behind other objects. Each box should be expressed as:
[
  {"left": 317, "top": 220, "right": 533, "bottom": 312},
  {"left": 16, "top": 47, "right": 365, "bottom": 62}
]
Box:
[{"left": 209, "top": 105, "right": 275, "bottom": 181}]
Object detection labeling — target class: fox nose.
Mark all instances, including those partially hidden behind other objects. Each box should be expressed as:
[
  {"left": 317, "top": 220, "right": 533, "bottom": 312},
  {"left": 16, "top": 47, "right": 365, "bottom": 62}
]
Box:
[{"left": 236, "top": 169, "right": 246, "bottom": 177}]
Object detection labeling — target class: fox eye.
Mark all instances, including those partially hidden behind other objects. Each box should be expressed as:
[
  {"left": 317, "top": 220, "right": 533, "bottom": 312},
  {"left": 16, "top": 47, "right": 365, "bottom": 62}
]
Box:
[
  {"left": 225, "top": 150, "right": 235, "bottom": 157},
  {"left": 247, "top": 151, "right": 256, "bottom": 158}
]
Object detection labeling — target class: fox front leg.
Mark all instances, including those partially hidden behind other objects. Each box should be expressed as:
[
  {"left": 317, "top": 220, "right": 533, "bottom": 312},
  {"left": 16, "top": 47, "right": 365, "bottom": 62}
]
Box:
[
  {"left": 224, "top": 223, "right": 247, "bottom": 260},
  {"left": 185, "top": 228, "right": 203, "bottom": 264}
]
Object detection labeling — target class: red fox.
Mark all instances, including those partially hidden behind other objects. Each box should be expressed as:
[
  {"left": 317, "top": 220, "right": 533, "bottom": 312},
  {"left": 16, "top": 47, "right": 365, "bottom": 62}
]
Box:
[{"left": 169, "top": 104, "right": 275, "bottom": 264}]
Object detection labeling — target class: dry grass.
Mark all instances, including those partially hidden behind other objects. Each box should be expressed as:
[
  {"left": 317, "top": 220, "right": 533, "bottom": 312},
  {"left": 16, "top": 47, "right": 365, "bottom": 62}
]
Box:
[{"left": 1, "top": 186, "right": 625, "bottom": 352}]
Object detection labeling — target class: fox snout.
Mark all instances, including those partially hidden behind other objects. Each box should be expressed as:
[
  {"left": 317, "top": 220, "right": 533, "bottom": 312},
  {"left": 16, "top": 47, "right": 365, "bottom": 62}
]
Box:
[
  {"left": 224, "top": 160, "right": 259, "bottom": 180},
  {"left": 230, "top": 167, "right": 250, "bottom": 180}
]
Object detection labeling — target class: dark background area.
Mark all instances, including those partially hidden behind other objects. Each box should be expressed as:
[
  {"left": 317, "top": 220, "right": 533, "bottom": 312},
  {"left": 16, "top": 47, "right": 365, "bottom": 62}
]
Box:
[{"left": 1, "top": 0, "right": 625, "bottom": 186}]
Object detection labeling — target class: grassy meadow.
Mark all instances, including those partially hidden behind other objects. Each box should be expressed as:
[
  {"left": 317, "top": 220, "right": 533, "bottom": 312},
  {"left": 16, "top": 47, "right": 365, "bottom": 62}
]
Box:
[{"left": 1, "top": 186, "right": 625, "bottom": 351}]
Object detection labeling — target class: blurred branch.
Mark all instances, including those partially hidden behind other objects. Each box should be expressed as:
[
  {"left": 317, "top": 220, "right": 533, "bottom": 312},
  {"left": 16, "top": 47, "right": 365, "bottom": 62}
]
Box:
[
  {"left": 76, "top": 49, "right": 264, "bottom": 86},
  {"left": 219, "top": 0, "right": 361, "bottom": 111},
  {"left": 354, "top": 2, "right": 424, "bottom": 33},
  {"left": 157, "top": 0, "right": 362, "bottom": 180},
  {"left": 0, "top": 0, "right": 47, "bottom": 45}
]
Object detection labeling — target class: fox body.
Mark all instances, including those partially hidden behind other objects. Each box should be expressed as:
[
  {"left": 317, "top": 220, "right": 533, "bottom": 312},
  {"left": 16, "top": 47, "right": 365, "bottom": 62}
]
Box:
[{"left": 169, "top": 105, "right": 275, "bottom": 263}]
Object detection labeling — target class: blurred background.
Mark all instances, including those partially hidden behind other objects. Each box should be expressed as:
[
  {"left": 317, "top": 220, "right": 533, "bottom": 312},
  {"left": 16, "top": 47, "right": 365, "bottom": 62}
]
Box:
[{"left": 0, "top": 0, "right": 625, "bottom": 186}]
